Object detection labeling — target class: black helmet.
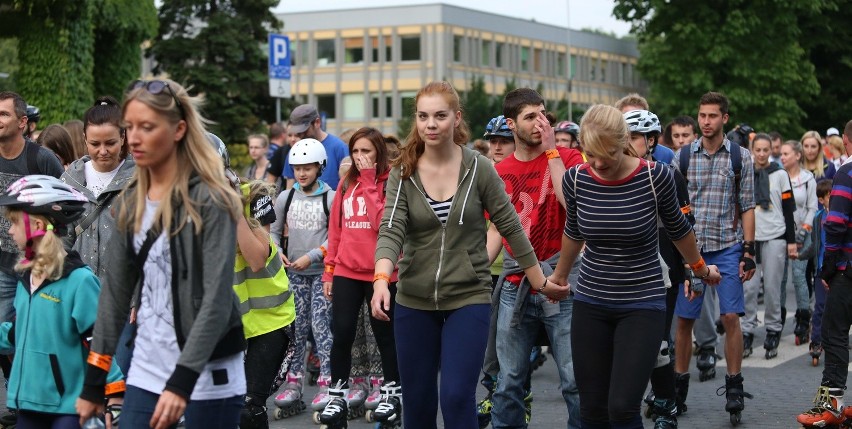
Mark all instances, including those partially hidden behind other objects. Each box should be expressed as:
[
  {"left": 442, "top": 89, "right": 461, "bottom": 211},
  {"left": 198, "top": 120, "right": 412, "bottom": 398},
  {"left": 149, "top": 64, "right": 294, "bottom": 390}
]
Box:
[
  {"left": 25, "top": 105, "right": 40, "bottom": 123},
  {"left": 0, "top": 175, "right": 87, "bottom": 226}
]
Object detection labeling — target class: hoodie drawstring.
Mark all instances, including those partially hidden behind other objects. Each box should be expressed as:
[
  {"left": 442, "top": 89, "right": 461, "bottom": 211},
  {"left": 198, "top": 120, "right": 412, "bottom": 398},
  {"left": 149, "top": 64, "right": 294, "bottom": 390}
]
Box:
[
  {"left": 388, "top": 168, "right": 403, "bottom": 228},
  {"left": 458, "top": 157, "right": 477, "bottom": 225}
]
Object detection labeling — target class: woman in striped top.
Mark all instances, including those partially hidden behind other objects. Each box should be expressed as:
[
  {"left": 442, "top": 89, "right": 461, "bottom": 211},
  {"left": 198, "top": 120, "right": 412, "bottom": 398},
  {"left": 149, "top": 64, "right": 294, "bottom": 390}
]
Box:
[{"left": 548, "top": 104, "right": 721, "bottom": 428}]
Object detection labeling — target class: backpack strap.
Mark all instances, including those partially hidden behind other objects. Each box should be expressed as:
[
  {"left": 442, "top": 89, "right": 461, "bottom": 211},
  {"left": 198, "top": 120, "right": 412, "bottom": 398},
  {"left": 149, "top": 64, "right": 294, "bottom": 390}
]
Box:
[
  {"left": 678, "top": 144, "right": 691, "bottom": 181},
  {"left": 281, "top": 188, "right": 296, "bottom": 254},
  {"left": 730, "top": 142, "right": 743, "bottom": 231},
  {"left": 25, "top": 141, "right": 40, "bottom": 174},
  {"left": 72, "top": 193, "right": 117, "bottom": 243},
  {"left": 322, "top": 191, "right": 330, "bottom": 220}
]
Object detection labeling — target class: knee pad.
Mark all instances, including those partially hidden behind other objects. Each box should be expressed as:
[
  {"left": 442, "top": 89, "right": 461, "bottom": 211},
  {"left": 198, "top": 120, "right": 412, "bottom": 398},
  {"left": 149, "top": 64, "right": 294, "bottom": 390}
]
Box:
[{"left": 656, "top": 340, "right": 671, "bottom": 368}]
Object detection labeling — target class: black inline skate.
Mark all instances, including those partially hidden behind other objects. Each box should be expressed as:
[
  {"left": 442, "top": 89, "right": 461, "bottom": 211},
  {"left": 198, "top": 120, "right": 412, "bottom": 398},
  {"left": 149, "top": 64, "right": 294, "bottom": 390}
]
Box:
[
  {"left": 742, "top": 333, "right": 754, "bottom": 359},
  {"left": 717, "top": 373, "right": 752, "bottom": 426},
  {"left": 644, "top": 389, "right": 657, "bottom": 420},
  {"left": 674, "top": 372, "right": 690, "bottom": 415},
  {"left": 318, "top": 381, "right": 349, "bottom": 429},
  {"left": 696, "top": 346, "right": 718, "bottom": 381},
  {"left": 240, "top": 396, "right": 270, "bottom": 429},
  {"left": 652, "top": 398, "right": 678, "bottom": 429},
  {"left": 794, "top": 309, "right": 812, "bottom": 346},
  {"left": 764, "top": 330, "right": 781, "bottom": 359},
  {"left": 373, "top": 381, "right": 402, "bottom": 429},
  {"left": 809, "top": 341, "right": 823, "bottom": 367}
]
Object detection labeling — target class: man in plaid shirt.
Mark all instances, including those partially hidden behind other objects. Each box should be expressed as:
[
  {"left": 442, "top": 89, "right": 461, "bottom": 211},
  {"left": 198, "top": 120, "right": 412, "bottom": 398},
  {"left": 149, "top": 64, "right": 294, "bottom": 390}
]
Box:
[{"left": 671, "top": 92, "right": 757, "bottom": 421}]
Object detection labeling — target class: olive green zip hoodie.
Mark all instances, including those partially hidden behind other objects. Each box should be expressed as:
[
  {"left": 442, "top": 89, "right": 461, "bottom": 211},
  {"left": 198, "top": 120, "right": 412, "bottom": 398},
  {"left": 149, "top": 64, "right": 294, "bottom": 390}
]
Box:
[{"left": 375, "top": 146, "right": 537, "bottom": 311}]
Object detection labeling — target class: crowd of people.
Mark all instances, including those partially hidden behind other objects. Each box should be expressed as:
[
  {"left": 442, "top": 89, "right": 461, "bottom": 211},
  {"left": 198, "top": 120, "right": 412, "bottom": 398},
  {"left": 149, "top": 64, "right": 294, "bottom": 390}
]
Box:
[{"left": 0, "top": 77, "right": 848, "bottom": 429}]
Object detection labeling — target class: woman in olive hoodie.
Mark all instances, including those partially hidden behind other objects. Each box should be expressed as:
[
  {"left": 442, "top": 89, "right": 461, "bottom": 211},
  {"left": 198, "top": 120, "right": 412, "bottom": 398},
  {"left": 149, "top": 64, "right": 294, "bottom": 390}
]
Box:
[{"left": 372, "top": 81, "right": 552, "bottom": 428}]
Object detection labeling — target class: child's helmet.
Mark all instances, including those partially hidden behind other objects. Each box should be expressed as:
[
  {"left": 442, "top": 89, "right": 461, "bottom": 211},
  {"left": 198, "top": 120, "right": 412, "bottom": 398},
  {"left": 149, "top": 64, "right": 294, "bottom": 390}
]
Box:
[
  {"left": 0, "top": 175, "right": 87, "bottom": 226},
  {"left": 289, "top": 138, "right": 328, "bottom": 173}
]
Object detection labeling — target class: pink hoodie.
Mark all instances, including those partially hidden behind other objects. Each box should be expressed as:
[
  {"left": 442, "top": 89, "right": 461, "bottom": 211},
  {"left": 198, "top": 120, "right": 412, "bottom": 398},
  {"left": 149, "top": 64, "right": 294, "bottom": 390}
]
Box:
[{"left": 323, "top": 168, "right": 399, "bottom": 283}]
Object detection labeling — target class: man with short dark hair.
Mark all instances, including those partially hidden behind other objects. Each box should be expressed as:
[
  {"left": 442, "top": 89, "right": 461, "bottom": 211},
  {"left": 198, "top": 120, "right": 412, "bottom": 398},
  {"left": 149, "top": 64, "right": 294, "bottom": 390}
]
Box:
[
  {"left": 0, "top": 92, "right": 63, "bottom": 426},
  {"left": 266, "top": 121, "right": 296, "bottom": 188},
  {"left": 281, "top": 105, "right": 348, "bottom": 190},
  {"left": 489, "top": 88, "right": 582, "bottom": 429},
  {"left": 669, "top": 116, "right": 698, "bottom": 149},
  {"left": 769, "top": 131, "right": 783, "bottom": 166},
  {"left": 673, "top": 91, "right": 756, "bottom": 422}
]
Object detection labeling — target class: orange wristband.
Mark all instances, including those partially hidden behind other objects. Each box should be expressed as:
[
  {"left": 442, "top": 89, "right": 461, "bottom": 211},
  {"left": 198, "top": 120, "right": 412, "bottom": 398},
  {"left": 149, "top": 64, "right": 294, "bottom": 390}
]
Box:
[
  {"left": 87, "top": 351, "right": 112, "bottom": 372},
  {"left": 324, "top": 264, "right": 335, "bottom": 274},
  {"left": 546, "top": 149, "right": 560, "bottom": 160},
  {"left": 373, "top": 273, "right": 391, "bottom": 284},
  {"left": 689, "top": 257, "right": 706, "bottom": 272},
  {"left": 802, "top": 224, "right": 813, "bottom": 232}
]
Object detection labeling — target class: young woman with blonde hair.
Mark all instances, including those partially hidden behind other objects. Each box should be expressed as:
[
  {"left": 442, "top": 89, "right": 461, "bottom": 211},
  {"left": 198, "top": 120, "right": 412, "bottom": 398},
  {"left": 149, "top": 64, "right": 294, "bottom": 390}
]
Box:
[
  {"left": 801, "top": 130, "right": 836, "bottom": 181},
  {"left": 76, "top": 79, "right": 246, "bottom": 429}
]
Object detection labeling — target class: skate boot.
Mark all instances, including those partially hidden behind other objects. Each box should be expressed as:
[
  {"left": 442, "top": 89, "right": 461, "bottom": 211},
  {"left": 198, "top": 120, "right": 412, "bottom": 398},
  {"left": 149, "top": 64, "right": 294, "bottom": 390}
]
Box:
[
  {"left": 373, "top": 381, "right": 402, "bottom": 428},
  {"left": 272, "top": 372, "right": 306, "bottom": 419},
  {"left": 476, "top": 376, "right": 496, "bottom": 429},
  {"left": 318, "top": 381, "right": 349, "bottom": 429},
  {"left": 696, "top": 346, "right": 717, "bottom": 381},
  {"left": 240, "top": 396, "right": 270, "bottom": 429},
  {"left": 764, "top": 330, "right": 781, "bottom": 359},
  {"left": 809, "top": 342, "right": 823, "bottom": 367},
  {"left": 529, "top": 346, "right": 547, "bottom": 371},
  {"left": 0, "top": 408, "right": 16, "bottom": 428},
  {"left": 644, "top": 389, "right": 657, "bottom": 420},
  {"left": 364, "top": 375, "right": 384, "bottom": 423},
  {"left": 795, "top": 309, "right": 812, "bottom": 346},
  {"left": 311, "top": 375, "right": 333, "bottom": 423},
  {"left": 797, "top": 386, "right": 847, "bottom": 427},
  {"left": 742, "top": 333, "right": 754, "bottom": 359},
  {"left": 524, "top": 390, "right": 533, "bottom": 424},
  {"left": 674, "top": 372, "right": 690, "bottom": 415},
  {"left": 652, "top": 398, "right": 678, "bottom": 429},
  {"left": 716, "top": 373, "right": 752, "bottom": 426},
  {"left": 345, "top": 377, "right": 368, "bottom": 420}
]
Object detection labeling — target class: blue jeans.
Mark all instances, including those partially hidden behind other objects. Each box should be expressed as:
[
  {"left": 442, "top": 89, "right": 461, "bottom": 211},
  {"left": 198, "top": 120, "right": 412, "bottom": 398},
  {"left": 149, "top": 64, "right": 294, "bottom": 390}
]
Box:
[
  {"left": 394, "top": 303, "right": 489, "bottom": 429},
  {"left": 121, "top": 385, "right": 243, "bottom": 429},
  {"left": 781, "top": 259, "right": 811, "bottom": 311},
  {"left": 492, "top": 281, "right": 580, "bottom": 429}
]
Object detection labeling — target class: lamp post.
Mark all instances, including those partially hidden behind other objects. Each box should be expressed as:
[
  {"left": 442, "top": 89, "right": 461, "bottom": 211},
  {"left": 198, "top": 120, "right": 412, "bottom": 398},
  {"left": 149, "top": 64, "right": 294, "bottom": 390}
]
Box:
[{"left": 566, "top": 0, "right": 572, "bottom": 122}]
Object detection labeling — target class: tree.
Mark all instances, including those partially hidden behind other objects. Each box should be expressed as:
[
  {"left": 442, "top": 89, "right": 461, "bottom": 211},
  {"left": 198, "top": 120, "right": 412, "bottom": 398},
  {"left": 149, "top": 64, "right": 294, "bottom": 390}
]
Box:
[
  {"left": 150, "top": 0, "right": 281, "bottom": 145},
  {"left": 462, "top": 75, "right": 495, "bottom": 139},
  {"left": 0, "top": 38, "right": 18, "bottom": 92},
  {"left": 92, "top": 0, "right": 158, "bottom": 100},
  {"left": 613, "top": 0, "right": 834, "bottom": 137}
]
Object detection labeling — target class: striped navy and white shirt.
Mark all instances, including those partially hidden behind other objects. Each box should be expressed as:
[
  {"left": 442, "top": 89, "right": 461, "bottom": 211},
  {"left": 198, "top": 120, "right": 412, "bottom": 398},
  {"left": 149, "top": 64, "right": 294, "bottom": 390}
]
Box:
[
  {"left": 427, "top": 195, "right": 453, "bottom": 225},
  {"left": 563, "top": 159, "right": 692, "bottom": 310}
]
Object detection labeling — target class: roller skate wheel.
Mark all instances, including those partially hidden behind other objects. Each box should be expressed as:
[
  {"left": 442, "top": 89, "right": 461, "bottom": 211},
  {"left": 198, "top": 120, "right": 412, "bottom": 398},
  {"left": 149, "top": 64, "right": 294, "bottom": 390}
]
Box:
[
  {"left": 643, "top": 405, "right": 656, "bottom": 420},
  {"left": 313, "top": 411, "right": 321, "bottom": 424},
  {"left": 365, "top": 409, "right": 375, "bottom": 422},
  {"left": 273, "top": 407, "right": 284, "bottom": 420},
  {"left": 796, "top": 336, "right": 803, "bottom": 346},
  {"left": 730, "top": 412, "right": 741, "bottom": 425},
  {"left": 813, "top": 357, "right": 820, "bottom": 366}
]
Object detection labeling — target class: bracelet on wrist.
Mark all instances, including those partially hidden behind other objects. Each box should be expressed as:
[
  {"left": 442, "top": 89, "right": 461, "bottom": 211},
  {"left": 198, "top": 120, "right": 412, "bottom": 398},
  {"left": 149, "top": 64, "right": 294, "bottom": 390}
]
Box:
[
  {"left": 697, "top": 266, "right": 711, "bottom": 279},
  {"left": 743, "top": 241, "right": 755, "bottom": 255},
  {"left": 689, "top": 257, "right": 706, "bottom": 272},
  {"left": 373, "top": 273, "right": 391, "bottom": 284},
  {"left": 537, "top": 279, "right": 548, "bottom": 292},
  {"left": 545, "top": 149, "right": 560, "bottom": 160}
]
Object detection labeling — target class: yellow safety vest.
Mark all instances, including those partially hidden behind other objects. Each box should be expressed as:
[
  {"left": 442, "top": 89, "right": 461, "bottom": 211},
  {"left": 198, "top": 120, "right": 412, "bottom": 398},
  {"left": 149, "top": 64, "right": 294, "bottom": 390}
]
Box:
[{"left": 233, "top": 239, "right": 295, "bottom": 339}]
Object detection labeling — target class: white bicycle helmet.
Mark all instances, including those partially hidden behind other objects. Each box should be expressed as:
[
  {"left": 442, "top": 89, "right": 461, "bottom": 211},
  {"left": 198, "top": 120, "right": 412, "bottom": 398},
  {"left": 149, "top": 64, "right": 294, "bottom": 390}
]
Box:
[
  {"left": 289, "top": 138, "right": 328, "bottom": 171},
  {"left": 0, "top": 175, "right": 88, "bottom": 225},
  {"left": 624, "top": 109, "right": 661, "bottom": 134}
]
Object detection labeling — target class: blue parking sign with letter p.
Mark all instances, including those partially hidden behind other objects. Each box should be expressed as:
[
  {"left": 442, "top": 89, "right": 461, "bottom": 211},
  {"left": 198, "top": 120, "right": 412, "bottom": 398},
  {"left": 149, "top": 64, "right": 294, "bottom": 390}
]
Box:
[{"left": 269, "top": 34, "right": 291, "bottom": 80}]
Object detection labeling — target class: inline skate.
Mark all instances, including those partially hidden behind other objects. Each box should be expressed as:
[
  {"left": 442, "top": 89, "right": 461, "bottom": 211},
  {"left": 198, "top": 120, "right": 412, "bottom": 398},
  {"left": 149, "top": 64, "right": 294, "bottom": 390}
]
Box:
[
  {"left": 696, "top": 346, "right": 718, "bottom": 381},
  {"left": 307, "top": 348, "right": 321, "bottom": 386},
  {"left": 764, "top": 330, "right": 781, "bottom": 359},
  {"left": 372, "top": 381, "right": 402, "bottom": 429},
  {"left": 364, "top": 375, "right": 384, "bottom": 423},
  {"left": 674, "top": 372, "right": 690, "bottom": 415},
  {"left": 810, "top": 342, "right": 823, "bottom": 367},
  {"left": 651, "top": 398, "right": 678, "bottom": 429},
  {"left": 311, "top": 375, "right": 333, "bottom": 424},
  {"left": 529, "top": 346, "right": 547, "bottom": 371},
  {"left": 797, "top": 386, "right": 852, "bottom": 428},
  {"left": 317, "top": 381, "right": 349, "bottom": 429},
  {"left": 742, "top": 333, "right": 754, "bottom": 359},
  {"left": 717, "top": 373, "right": 752, "bottom": 426},
  {"left": 240, "top": 396, "right": 270, "bottom": 429},
  {"left": 345, "top": 377, "right": 368, "bottom": 420},
  {"left": 476, "top": 376, "right": 496, "bottom": 429},
  {"left": 272, "top": 372, "right": 306, "bottom": 419},
  {"left": 795, "top": 309, "right": 812, "bottom": 346}
]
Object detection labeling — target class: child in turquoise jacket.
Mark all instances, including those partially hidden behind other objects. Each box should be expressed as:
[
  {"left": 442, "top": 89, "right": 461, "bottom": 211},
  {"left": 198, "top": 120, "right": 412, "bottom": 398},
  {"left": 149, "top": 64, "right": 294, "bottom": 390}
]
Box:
[{"left": 0, "top": 175, "right": 124, "bottom": 428}]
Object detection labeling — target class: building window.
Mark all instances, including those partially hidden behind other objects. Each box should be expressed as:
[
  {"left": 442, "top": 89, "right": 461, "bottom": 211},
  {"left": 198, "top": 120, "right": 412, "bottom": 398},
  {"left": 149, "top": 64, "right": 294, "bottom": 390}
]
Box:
[
  {"left": 344, "top": 38, "right": 364, "bottom": 64},
  {"left": 317, "top": 94, "right": 336, "bottom": 119},
  {"left": 371, "top": 94, "right": 393, "bottom": 118},
  {"left": 316, "top": 39, "right": 335, "bottom": 66},
  {"left": 453, "top": 35, "right": 463, "bottom": 63},
  {"left": 556, "top": 53, "right": 566, "bottom": 77},
  {"left": 400, "top": 35, "right": 421, "bottom": 61},
  {"left": 401, "top": 91, "right": 417, "bottom": 119},
  {"left": 482, "top": 40, "right": 491, "bottom": 66},
  {"left": 570, "top": 54, "right": 577, "bottom": 78},
  {"left": 520, "top": 46, "right": 529, "bottom": 72},
  {"left": 371, "top": 36, "right": 391, "bottom": 63},
  {"left": 620, "top": 62, "right": 626, "bottom": 86},
  {"left": 343, "top": 93, "right": 364, "bottom": 119},
  {"left": 495, "top": 42, "right": 504, "bottom": 68}
]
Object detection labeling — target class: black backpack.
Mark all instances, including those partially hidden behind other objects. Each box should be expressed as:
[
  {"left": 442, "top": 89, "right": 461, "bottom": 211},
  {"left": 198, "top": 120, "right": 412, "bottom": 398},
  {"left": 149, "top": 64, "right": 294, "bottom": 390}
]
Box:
[{"left": 678, "top": 142, "right": 743, "bottom": 231}]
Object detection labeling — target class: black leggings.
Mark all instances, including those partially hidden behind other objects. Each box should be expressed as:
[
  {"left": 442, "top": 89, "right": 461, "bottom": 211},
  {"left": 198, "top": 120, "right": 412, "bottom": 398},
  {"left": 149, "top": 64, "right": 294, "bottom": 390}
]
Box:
[
  {"left": 245, "top": 326, "right": 290, "bottom": 404},
  {"left": 329, "top": 276, "right": 399, "bottom": 385},
  {"left": 572, "top": 300, "right": 664, "bottom": 425}
]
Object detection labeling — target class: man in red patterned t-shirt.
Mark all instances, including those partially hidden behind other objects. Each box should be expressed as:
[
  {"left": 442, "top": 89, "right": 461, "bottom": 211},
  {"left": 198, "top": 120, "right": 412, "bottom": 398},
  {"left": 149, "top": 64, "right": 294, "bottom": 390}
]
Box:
[{"left": 487, "top": 88, "right": 583, "bottom": 429}]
